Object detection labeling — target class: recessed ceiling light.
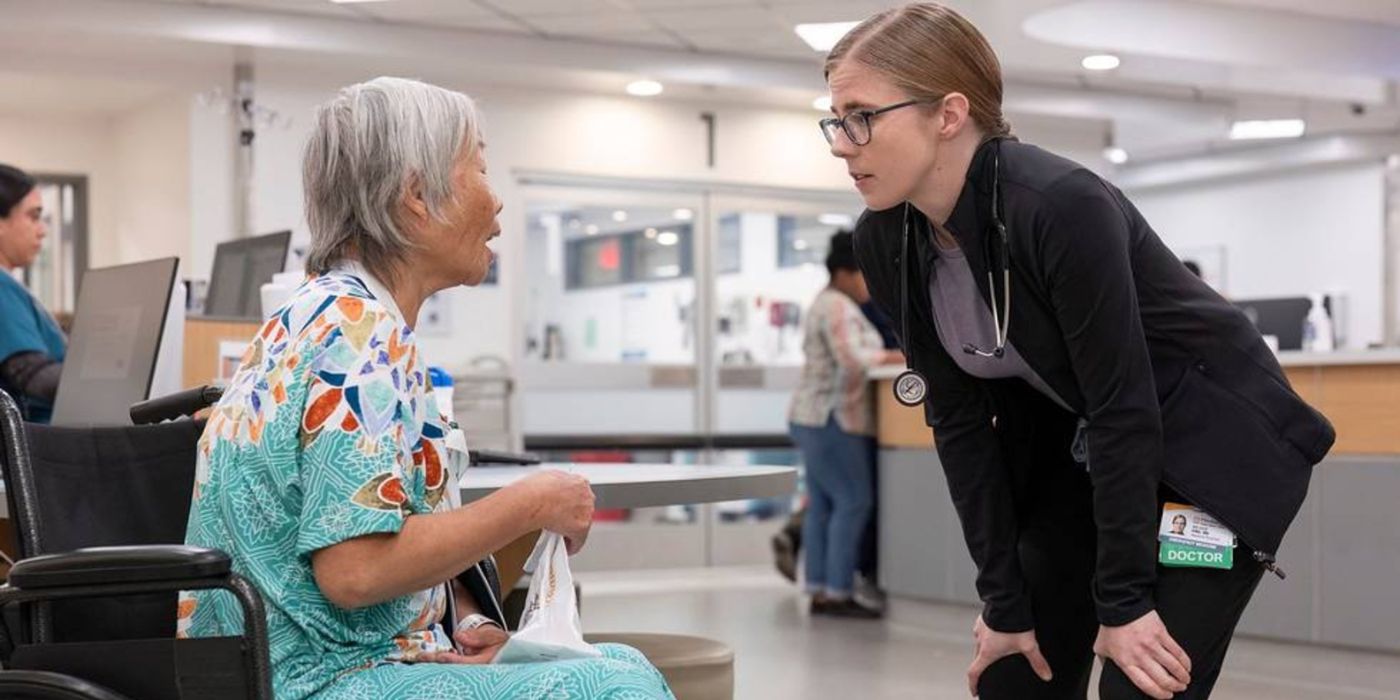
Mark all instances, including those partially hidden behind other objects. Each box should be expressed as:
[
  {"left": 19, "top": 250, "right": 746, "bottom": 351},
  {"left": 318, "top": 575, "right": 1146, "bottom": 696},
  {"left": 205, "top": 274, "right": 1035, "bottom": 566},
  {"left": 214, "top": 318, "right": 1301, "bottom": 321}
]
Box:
[
  {"left": 612, "top": 210, "right": 628, "bottom": 222},
  {"left": 1230, "top": 119, "right": 1306, "bottom": 140},
  {"left": 657, "top": 231, "right": 680, "bottom": 246},
  {"left": 793, "top": 239, "right": 810, "bottom": 251},
  {"left": 1081, "top": 54, "right": 1121, "bottom": 71},
  {"left": 1103, "top": 146, "right": 1129, "bottom": 165},
  {"left": 795, "top": 21, "right": 861, "bottom": 52},
  {"left": 672, "top": 208, "right": 694, "bottom": 222},
  {"left": 812, "top": 95, "right": 833, "bottom": 112},
  {"left": 585, "top": 224, "right": 600, "bottom": 235},
  {"left": 626, "top": 80, "right": 664, "bottom": 97},
  {"left": 818, "top": 213, "right": 853, "bottom": 227}
]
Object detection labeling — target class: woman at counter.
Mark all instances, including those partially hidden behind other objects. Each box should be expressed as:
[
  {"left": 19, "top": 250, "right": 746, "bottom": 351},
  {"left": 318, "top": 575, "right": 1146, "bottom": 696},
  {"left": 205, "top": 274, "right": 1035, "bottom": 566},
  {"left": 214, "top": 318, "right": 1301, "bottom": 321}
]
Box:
[
  {"left": 0, "top": 164, "right": 66, "bottom": 424},
  {"left": 788, "top": 231, "right": 903, "bottom": 619},
  {"left": 825, "top": 4, "right": 1333, "bottom": 699},
  {"left": 180, "top": 77, "right": 672, "bottom": 700}
]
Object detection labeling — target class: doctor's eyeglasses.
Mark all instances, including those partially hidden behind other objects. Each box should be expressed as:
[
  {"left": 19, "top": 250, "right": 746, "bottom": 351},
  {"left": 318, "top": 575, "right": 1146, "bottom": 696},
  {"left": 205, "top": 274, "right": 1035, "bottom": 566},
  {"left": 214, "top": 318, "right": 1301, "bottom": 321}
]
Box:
[{"left": 819, "top": 99, "right": 933, "bottom": 146}]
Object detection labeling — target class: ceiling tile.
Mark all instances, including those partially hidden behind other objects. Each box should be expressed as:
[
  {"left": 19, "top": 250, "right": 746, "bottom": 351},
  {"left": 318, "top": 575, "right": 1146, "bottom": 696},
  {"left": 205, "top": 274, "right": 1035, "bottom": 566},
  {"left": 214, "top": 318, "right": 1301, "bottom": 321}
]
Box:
[
  {"left": 197, "top": 0, "right": 364, "bottom": 19},
  {"left": 567, "top": 31, "right": 691, "bottom": 50},
  {"left": 642, "top": 6, "right": 785, "bottom": 32},
  {"left": 525, "top": 12, "right": 658, "bottom": 36},
  {"left": 477, "top": 0, "right": 622, "bottom": 17},
  {"left": 622, "top": 0, "right": 757, "bottom": 7},
  {"left": 359, "top": 1, "right": 531, "bottom": 32},
  {"left": 680, "top": 26, "right": 817, "bottom": 58},
  {"left": 767, "top": 1, "right": 898, "bottom": 25},
  {"left": 383, "top": 13, "right": 533, "bottom": 32}
]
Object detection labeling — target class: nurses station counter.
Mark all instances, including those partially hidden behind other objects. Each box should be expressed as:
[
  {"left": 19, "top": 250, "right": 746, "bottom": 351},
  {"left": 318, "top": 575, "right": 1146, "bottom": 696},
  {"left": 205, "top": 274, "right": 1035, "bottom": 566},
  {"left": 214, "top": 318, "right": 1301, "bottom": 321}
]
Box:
[{"left": 870, "top": 350, "right": 1400, "bottom": 653}]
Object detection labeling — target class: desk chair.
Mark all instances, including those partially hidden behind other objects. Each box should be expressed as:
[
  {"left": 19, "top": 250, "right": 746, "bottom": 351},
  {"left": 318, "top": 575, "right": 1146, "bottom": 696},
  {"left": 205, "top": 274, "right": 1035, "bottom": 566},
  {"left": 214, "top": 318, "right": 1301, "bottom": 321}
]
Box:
[{"left": 0, "top": 387, "right": 271, "bottom": 700}]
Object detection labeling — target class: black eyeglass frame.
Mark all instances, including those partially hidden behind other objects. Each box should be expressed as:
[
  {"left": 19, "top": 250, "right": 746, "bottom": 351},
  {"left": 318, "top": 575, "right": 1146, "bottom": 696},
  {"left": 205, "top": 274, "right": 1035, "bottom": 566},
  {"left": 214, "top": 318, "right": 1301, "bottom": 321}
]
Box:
[{"left": 819, "top": 99, "right": 935, "bottom": 146}]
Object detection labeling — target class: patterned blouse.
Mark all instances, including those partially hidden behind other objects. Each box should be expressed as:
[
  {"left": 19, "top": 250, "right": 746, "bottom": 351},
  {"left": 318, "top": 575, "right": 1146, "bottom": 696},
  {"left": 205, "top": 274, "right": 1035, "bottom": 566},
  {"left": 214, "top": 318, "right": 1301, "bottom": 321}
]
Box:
[
  {"left": 787, "top": 288, "right": 886, "bottom": 436},
  {"left": 180, "top": 265, "right": 465, "bottom": 700}
]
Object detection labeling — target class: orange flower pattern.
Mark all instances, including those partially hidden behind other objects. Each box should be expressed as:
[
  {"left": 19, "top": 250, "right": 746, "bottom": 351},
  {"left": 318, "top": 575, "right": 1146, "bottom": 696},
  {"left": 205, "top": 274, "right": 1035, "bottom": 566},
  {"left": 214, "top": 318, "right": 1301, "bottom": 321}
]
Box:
[{"left": 180, "top": 272, "right": 460, "bottom": 699}]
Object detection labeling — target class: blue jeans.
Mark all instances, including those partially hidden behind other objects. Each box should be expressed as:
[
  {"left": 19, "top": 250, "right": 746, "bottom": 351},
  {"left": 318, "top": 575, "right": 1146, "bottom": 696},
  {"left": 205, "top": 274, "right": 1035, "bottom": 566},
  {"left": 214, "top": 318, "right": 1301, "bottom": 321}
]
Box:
[{"left": 790, "top": 415, "right": 875, "bottom": 598}]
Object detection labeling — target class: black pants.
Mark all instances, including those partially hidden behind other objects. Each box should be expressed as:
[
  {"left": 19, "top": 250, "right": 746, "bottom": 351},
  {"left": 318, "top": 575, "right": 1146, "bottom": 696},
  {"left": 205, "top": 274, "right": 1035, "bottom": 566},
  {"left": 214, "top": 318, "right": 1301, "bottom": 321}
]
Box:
[{"left": 978, "top": 457, "right": 1266, "bottom": 700}]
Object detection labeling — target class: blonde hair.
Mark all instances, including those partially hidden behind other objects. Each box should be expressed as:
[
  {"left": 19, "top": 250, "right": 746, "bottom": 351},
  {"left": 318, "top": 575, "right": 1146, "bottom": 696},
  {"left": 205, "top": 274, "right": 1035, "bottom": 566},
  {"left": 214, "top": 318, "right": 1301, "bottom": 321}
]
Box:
[{"left": 825, "top": 3, "right": 1011, "bottom": 138}]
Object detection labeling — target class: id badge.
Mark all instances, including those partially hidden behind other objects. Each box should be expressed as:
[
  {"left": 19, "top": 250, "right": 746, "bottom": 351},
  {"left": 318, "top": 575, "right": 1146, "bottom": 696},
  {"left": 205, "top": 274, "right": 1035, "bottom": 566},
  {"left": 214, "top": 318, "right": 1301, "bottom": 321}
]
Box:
[{"left": 1158, "top": 502, "right": 1235, "bottom": 569}]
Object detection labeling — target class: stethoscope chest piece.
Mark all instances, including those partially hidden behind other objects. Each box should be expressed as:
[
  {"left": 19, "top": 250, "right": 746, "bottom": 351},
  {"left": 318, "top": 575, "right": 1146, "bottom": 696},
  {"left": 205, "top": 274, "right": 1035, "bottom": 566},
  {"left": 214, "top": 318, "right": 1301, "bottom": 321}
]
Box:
[{"left": 893, "top": 369, "right": 929, "bottom": 407}]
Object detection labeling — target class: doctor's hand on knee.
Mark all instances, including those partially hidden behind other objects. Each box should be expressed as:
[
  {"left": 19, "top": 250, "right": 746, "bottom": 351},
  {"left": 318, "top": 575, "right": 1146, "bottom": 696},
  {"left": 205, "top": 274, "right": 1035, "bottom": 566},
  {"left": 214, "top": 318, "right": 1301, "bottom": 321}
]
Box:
[
  {"left": 1094, "top": 610, "right": 1192, "bottom": 700},
  {"left": 967, "top": 614, "right": 1053, "bottom": 697}
]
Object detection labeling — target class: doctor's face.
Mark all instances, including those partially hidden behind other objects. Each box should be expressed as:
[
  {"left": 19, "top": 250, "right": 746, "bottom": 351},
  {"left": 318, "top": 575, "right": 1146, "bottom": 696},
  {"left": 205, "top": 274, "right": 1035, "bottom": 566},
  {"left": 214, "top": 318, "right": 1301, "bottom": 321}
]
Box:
[{"left": 825, "top": 60, "right": 943, "bottom": 211}]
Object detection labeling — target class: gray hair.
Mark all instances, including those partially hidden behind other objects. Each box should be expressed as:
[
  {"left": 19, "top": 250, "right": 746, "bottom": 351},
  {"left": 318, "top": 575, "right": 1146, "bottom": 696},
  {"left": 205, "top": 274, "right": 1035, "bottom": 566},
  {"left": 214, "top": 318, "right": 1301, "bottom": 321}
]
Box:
[{"left": 303, "top": 77, "right": 481, "bottom": 284}]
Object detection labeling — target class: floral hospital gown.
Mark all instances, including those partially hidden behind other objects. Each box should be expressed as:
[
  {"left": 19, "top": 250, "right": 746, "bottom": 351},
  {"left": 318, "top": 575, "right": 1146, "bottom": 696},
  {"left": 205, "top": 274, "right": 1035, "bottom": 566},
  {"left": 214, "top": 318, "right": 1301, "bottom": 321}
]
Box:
[{"left": 181, "top": 269, "right": 672, "bottom": 700}]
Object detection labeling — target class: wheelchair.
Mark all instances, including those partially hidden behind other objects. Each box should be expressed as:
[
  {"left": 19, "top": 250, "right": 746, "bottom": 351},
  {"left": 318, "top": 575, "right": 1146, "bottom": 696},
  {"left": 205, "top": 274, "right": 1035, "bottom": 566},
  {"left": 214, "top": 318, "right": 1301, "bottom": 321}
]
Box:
[{"left": 0, "top": 387, "right": 271, "bottom": 699}]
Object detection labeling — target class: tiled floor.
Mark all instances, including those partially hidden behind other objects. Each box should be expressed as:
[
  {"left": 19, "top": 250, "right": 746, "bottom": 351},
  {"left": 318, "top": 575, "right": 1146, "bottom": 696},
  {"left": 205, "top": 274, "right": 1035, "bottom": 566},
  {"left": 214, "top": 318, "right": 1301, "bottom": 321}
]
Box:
[{"left": 578, "top": 566, "right": 1400, "bottom": 699}]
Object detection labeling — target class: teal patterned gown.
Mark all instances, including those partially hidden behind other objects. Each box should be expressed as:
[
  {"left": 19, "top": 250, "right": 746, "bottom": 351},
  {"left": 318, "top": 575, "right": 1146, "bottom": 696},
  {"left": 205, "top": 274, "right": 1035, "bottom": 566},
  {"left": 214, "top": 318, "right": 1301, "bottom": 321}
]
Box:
[{"left": 180, "top": 268, "right": 674, "bottom": 700}]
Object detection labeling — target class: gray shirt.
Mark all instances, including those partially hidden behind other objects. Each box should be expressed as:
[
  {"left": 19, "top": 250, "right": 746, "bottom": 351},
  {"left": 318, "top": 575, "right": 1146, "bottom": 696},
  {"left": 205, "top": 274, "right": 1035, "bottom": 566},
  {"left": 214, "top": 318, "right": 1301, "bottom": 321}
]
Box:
[{"left": 928, "top": 239, "right": 1072, "bottom": 412}]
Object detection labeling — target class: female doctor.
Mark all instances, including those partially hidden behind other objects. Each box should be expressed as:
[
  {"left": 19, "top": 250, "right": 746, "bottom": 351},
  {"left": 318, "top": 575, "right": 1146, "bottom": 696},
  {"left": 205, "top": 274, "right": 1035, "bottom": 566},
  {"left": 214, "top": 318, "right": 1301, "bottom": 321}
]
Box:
[{"left": 825, "top": 4, "right": 1334, "bottom": 699}]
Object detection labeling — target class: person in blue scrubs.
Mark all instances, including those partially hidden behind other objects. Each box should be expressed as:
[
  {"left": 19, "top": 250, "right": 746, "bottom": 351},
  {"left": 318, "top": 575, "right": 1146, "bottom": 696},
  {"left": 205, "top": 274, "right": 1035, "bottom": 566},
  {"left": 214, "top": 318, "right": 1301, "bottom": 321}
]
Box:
[{"left": 0, "top": 164, "right": 66, "bottom": 423}]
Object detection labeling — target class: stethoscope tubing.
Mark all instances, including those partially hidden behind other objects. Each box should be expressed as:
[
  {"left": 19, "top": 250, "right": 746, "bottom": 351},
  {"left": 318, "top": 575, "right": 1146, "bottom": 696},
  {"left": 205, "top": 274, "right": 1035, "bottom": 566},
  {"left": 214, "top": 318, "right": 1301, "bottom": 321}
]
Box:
[{"left": 893, "top": 140, "right": 1010, "bottom": 407}]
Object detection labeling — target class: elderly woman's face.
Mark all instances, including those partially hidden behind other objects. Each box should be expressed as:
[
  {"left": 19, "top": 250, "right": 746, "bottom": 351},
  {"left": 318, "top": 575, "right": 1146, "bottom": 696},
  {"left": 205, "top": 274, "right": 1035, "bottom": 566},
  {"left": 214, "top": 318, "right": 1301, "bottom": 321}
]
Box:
[{"left": 419, "top": 143, "right": 501, "bottom": 288}]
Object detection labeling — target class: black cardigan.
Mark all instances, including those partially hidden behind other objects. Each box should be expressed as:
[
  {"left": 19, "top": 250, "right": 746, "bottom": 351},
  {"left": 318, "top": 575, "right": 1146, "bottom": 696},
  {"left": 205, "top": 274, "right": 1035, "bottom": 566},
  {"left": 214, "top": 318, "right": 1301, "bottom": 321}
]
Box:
[{"left": 853, "top": 138, "right": 1334, "bottom": 632}]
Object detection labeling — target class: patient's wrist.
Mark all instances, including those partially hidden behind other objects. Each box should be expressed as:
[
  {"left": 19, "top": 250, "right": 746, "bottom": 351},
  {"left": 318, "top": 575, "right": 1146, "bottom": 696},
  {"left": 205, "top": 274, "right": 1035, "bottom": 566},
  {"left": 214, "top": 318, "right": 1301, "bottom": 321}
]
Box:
[{"left": 455, "top": 613, "right": 501, "bottom": 635}]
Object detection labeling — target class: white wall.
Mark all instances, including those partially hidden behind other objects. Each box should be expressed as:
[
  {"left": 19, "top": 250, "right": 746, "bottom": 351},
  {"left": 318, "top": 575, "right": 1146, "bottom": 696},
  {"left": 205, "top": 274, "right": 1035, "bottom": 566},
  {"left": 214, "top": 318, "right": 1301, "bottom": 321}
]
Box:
[
  {"left": 189, "top": 94, "right": 237, "bottom": 282},
  {"left": 1129, "top": 162, "right": 1386, "bottom": 349},
  {"left": 0, "top": 114, "right": 119, "bottom": 268},
  {"left": 110, "top": 95, "right": 192, "bottom": 272},
  {"left": 1, "top": 94, "right": 195, "bottom": 275}
]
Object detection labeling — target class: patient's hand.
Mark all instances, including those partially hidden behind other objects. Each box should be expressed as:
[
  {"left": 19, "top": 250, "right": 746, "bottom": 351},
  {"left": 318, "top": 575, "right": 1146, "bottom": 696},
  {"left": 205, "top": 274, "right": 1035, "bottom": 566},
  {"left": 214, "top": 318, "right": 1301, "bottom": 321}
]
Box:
[{"left": 419, "top": 626, "right": 510, "bottom": 665}]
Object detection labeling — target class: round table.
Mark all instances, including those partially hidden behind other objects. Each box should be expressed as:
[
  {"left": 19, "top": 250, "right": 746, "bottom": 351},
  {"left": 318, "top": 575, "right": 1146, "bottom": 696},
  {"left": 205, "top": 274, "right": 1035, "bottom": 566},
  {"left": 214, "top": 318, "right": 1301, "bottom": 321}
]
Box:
[{"left": 459, "top": 463, "right": 797, "bottom": 509}]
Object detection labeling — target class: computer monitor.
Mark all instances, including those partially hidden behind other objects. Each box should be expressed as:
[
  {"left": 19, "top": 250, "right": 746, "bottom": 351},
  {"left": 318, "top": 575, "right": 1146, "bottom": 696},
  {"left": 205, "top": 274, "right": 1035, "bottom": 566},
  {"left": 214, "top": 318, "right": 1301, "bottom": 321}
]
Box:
[
  {"left": 204, "top": 230, "right": 292, "bottom": 319},
  {"left": 1235, "top": 297, "right": 1312, "bottom": 351},
  {"left": 51, "top": 257, "right": 180, "bottom": 427}
]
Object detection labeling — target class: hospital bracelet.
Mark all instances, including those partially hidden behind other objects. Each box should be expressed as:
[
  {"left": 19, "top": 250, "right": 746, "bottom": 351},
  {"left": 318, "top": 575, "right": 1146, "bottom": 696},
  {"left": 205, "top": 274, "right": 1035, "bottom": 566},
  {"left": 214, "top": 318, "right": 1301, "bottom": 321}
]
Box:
[{"left": 455, "top": 613, "right": 502, "bottom": 635}]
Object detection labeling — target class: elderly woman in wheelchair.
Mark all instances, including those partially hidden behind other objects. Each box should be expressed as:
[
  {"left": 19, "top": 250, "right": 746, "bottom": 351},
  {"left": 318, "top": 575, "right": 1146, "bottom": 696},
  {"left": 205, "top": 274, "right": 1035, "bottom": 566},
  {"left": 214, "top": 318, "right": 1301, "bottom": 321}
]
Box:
[{"left": 179, "top": 77, "right": 672, "bottom": 700}]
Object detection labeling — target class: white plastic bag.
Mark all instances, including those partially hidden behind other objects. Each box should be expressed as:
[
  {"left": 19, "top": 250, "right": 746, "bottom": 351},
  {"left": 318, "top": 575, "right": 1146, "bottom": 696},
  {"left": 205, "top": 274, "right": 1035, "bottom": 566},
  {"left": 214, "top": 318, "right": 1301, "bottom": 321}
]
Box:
[{"left": 493, "top": 531, "right": 601, "bottom": 664}]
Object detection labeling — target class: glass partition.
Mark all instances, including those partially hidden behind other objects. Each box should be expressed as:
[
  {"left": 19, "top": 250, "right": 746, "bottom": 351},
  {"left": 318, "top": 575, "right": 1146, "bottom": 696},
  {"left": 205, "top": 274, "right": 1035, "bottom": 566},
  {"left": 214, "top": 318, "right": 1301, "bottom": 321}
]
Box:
[
  {"left": 515, "top": 181, "right": 863, "bottom": 570},
  {"left": 520, "top": 186, "right": 704, "bottom": 437},
  {"left": 708, "top": 195, "right": 864, "bottom": 435}
]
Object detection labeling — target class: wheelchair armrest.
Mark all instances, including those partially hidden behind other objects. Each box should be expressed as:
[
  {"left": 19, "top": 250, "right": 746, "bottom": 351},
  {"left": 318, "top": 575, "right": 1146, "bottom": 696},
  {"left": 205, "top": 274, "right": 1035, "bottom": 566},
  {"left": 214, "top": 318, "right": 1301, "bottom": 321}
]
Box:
[
  {"left": 129, "top": 385, "right": 223, "bottom": 425},
  {"left": 7, "top": 546, "right": 231, "bottom": 590}
]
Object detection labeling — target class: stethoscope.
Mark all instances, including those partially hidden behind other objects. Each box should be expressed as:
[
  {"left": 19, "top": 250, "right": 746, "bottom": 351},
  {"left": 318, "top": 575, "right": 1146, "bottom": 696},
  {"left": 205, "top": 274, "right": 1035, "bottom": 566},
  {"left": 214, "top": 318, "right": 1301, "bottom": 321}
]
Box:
[{"left": 894, "top": 141, "right": 1012, "bottom": 408}]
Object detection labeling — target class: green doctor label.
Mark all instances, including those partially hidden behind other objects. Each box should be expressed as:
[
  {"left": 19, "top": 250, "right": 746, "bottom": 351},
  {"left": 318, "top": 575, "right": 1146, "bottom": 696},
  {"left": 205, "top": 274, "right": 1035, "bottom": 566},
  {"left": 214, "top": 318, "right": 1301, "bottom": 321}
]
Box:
[{"left": 1159, "top": 540, "right": 1233, "bottom": 569}]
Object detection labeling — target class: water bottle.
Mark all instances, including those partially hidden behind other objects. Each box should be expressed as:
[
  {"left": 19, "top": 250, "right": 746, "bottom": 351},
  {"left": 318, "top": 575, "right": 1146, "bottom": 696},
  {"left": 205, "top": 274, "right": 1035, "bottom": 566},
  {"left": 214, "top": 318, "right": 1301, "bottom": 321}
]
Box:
[{"left": 1303, "top": 294, "right": 1334, "bottom": 352}]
